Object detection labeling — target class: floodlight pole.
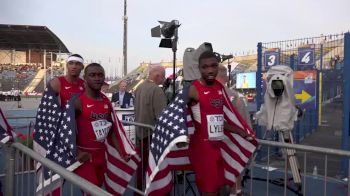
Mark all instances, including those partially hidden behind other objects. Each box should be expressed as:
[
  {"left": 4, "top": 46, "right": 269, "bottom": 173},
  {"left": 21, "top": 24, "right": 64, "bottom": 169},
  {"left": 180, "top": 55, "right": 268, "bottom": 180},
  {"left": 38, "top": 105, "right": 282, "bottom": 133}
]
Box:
[
  {"left": 171, "top": 28, "right": 178, "bottom": 97},
  {"left": 122, "top": 0, "right": 128, "bottom": 76}
]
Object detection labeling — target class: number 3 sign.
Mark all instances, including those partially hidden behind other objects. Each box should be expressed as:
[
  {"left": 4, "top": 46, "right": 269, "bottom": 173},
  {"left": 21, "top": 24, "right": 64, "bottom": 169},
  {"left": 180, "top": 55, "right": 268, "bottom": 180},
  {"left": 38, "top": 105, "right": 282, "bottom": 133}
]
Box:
[{"left": 264, "top": 49, "right": 280, "bottom": 69}]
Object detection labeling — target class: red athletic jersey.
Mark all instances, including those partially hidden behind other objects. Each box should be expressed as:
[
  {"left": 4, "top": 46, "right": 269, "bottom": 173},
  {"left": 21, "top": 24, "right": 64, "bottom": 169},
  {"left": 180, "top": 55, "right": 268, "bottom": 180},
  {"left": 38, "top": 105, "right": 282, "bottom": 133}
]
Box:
[
  {"left": 76, "top": 93, "right": 113, "bottom": 149},
  {"left": 58, "top": 76, "right": 85, "bottom": 107},
  {"left": 188, "top": 80, "right": 227, "bottom": 192},
  {"left": 190, "top": 79, "right": 225, "bottom": 142}
]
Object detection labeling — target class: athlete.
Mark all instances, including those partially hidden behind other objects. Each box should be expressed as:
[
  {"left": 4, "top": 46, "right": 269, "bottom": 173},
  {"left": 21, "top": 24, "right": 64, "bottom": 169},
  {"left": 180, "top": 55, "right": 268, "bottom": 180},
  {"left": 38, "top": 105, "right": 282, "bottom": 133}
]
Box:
[
  {"left": 73, "top": 63, "right": 126, "bottom": 188},
  {"left": 50, "top": 54, "right": 85, "bottom": 107},
  {"left": 47, "top": 54, "right": 85, "bottom": 196},
  {"left": 187, "top": 51, "right": 250, "bottom": 196}
]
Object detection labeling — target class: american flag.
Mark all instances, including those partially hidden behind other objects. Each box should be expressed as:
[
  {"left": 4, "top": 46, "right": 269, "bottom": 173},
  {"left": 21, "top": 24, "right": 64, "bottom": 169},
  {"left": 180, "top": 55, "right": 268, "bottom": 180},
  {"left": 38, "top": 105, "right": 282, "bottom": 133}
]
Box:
[
  {"left": 145, "top": 86, "right": 258, "bottom": 195},
  {"left": 33, "top": 85, "right": 81, "bottom": 195},
  {"left": 0, "top": 108, "right": 13, "bottom": 144},
  {"left": 105, "top": 107, "right": 141, "bottom": 195},
  {"left": 33, "top": 85, "right": 140, "bottom": 195}
]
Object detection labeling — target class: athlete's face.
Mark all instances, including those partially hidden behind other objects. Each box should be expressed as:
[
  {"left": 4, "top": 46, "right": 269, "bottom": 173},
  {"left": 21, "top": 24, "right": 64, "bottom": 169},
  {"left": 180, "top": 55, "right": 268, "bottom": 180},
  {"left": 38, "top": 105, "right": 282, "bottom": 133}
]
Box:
[
  {"left": 84, "top": 66, "right": 105, "bottom": 91},
  {"left": 67, "top": 61, "right": 84, "bottom": 77},
  {"left": 199, "top": 57, "right": 219, "bottom": 85}
]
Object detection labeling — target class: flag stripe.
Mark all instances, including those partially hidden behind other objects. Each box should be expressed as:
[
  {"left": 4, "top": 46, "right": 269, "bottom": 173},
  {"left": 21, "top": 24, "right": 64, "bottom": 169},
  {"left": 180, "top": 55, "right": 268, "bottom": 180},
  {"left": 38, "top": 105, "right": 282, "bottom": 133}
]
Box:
[
  {"left": 224, "top": 133, "right": 254, "bottom": 158},
  {"left": 220, "top": 141, "right": 247, "bottom": 167},
  {"left": 105, "top": 140, "right": 138, "bottom": 171},
  {"left": 223, "top": 106, "right": 244, "bottom": 130},
  {"left": 105, "top": 173, "right": 126, "bottom": 195},
  {"left": 224, "top": 169, "right": 237, "bottom": 184},
  {"left": 147, "top": 172, "right": 173, "bottom": 196},
  {"left": 1, "top": 136, "right": 10, "bottom": 143},
  {"left": 105, "top": 108, "right": 140, "bottom": 195}
]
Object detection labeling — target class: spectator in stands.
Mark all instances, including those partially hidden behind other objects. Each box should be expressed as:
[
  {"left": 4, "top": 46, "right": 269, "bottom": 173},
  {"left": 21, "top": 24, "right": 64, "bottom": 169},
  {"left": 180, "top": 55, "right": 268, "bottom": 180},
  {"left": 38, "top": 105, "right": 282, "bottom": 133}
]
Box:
[
  {"left": 49, "top": 54, "right": 85, "bottom": 107},
  {"left": 111, "top": 80, "right": 134, "bottom": 108}
]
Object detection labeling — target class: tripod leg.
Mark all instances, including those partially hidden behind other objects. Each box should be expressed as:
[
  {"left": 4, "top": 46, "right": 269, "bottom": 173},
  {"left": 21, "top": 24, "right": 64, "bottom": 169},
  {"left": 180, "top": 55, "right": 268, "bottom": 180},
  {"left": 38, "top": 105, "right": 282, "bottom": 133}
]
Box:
[{"left": 280, "top": 131, "right": 302, "bottom": 185}]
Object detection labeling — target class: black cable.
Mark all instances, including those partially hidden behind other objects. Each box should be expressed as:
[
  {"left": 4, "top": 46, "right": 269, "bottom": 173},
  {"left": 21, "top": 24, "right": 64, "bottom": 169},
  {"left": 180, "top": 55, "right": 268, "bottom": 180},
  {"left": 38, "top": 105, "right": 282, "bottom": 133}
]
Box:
[{"left": 271, "top": 96, "right": 279, "bottom": 132}]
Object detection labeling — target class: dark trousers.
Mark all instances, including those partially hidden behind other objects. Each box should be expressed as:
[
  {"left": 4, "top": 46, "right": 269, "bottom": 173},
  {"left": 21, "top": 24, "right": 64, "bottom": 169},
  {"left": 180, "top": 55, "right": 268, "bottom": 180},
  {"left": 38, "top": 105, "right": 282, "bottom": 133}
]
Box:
[{"left": 136, "top": 137, "right": 149, "bottom": 195}]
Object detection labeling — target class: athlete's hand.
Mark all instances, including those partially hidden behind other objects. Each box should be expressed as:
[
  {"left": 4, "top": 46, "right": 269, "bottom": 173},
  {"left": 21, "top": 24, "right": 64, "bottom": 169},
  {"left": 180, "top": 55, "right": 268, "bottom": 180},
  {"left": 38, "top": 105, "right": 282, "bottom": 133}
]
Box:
[
  {"left": 77, "top": 150, "right": 91, "bottom": 163},
  {"left": 176, "top": 137, "right": 190, "bottom": 148},
  {"left": 176, "top": 142, "right": 188, "bottom": 148},
  {"left": 237, "top": 130, "right": 253, "bottom": 141},
  {"left": 122, "top": 154, "right": 131, "bottom": 162}
]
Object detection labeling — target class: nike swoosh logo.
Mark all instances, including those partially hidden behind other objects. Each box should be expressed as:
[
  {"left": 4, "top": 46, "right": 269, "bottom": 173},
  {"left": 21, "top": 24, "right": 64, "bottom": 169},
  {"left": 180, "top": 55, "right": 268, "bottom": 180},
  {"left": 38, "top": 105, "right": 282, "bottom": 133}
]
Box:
[
  {"left": 65, "top": 86, "right": 72, "bottom": 89},
  {"left": 87, "top": 104, "right": 94, "bottom": 108},
  {"left": 204, "top": 91, "right": 210, "bottom": 95}
]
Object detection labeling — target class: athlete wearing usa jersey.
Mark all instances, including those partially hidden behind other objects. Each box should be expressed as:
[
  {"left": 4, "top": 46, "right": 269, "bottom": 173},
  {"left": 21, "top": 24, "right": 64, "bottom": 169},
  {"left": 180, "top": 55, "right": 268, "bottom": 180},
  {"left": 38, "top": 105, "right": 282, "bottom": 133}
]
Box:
[
  {"left": 73, "top": 63, "right": 125, "bottom": 188},
  {"left": 50, "top": 54, "right": 85, "bottom": 107},
  {"left": 57, "top": 76, "right": 84, "bottom": 106},
  {"left": 187, "top": 51, "right": 249, "bottom": 196}
]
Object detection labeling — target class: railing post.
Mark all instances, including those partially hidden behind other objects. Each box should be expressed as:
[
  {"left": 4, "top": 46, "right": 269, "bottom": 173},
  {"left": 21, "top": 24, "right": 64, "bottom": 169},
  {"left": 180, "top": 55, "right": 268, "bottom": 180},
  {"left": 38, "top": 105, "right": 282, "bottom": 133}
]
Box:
[
  {"left": 348, "top": 159, "right": 350, "bottom": 196},
  {"left": 342, "top": 32, "right": 350, "bottom": 176},
  {"left": 5, "top": 144, "right": 16, "bottom": 196},
  {"left": 256, "top": 42, "right": 263, "bottom": 139},
  {"left": 290, "top": 53, "right": 295, "bottom": 71}
]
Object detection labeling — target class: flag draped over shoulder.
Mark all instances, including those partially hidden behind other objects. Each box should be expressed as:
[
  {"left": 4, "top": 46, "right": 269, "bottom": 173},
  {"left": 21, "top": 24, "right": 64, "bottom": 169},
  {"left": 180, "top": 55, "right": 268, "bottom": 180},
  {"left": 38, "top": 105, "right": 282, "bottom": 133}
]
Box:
[
  {"left": 33, "top": 85, "right": 80, "bottom": 195},
  {"left": 145, "top": 86, "right": 258, "bottom": 195},
  {"left": 33, "top": 85, "right": 140, "bottom": 196},
  {"left": 0, "top": 108, "right": 13, "bottom": 144}
]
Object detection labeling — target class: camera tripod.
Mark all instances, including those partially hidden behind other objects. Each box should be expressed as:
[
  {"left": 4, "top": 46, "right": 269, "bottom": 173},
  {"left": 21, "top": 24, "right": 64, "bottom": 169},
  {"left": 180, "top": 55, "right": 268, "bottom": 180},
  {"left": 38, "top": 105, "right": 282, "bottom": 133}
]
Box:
[{"left": 242, "top": 129, "right": 303, "bottom": 195}]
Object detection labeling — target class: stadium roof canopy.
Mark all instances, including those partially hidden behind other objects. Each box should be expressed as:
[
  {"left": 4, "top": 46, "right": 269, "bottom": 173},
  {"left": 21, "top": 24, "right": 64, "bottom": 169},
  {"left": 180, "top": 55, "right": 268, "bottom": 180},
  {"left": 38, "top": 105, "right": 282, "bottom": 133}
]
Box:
[{"left": 0, "top": 24, "right": 69, "bottom": 53}]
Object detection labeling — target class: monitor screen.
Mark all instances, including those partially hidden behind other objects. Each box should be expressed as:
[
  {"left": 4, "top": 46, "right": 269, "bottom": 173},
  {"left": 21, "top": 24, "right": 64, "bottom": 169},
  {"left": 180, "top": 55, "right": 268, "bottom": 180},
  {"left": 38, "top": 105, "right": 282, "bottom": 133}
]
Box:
[{"left": 236, "top": 72, "right": 256, "bottom": 89}]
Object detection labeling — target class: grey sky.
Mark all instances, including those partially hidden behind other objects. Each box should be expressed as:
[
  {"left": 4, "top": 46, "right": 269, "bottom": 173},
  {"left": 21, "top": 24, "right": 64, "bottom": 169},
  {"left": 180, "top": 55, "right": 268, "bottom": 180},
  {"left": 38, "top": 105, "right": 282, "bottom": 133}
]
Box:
[{"left": 1, "top": 0, "right": 349, "bottom": 77}]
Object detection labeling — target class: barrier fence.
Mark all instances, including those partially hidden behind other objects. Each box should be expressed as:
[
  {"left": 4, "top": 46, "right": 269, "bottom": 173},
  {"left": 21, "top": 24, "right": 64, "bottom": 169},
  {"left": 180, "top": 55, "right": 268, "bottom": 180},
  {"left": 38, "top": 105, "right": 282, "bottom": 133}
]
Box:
[
  {"left": 1, "top": 119, "right": 350, "bottom": 195},
  {"left": 3, "top": 142, "right": 113, "bottom": 196},
  {"left": 256, "top": 32, "right": 350, "bottom": 175},
  {"left": 257, "top": 33, "right": 345, "bottom": 141}
]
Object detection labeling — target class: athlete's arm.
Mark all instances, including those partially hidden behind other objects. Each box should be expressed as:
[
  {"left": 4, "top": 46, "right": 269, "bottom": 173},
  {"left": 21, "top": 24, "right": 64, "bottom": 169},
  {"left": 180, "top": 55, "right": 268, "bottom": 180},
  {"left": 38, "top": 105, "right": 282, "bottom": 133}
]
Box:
[
  {"left": 188, "top": 85, "right": 199, "bottom": 104},
  {"left": 74, "top": 97, "right": 82, "bottom": 117},
  {"left": 49, "top": 77, "right": 60, "bottom": 95}
]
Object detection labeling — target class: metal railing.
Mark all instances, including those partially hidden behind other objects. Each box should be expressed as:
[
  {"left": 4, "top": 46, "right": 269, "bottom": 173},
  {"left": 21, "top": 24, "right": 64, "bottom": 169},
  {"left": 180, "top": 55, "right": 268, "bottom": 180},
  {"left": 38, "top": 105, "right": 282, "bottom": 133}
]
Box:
[
  {"left": 2, "top": 143, "right": 112, "bottom": 196},
  {"left": 3, "top": 117, "right": 349, "bottom": 195},
  {"left": 122, "top": 121, "right": 350, "bottom": 196},
  {"left": 253, "top": 139, "right": 350, "bottom": 196}
]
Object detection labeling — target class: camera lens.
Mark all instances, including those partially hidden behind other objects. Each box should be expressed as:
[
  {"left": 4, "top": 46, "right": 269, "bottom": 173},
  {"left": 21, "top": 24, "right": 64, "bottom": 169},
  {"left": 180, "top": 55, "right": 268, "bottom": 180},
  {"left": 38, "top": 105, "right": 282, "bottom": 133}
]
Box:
[
  {"left": 271, "top": 80, "right": 284, "bottom": 97},
  {"left": 271, "top": 80, "right": 284, "bottom": 90}
]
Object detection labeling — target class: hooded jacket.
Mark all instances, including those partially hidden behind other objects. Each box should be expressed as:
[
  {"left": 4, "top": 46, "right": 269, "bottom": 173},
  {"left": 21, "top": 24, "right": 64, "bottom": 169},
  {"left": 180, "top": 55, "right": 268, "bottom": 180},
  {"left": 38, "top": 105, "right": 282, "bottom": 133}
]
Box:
[{"left": 256, "top": 65, "right": 298, "bottom": 132}]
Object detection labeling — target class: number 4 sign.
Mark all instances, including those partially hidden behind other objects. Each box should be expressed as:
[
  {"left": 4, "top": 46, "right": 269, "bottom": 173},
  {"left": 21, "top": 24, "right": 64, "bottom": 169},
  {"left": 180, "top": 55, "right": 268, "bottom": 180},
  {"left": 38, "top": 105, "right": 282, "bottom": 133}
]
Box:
[{"left": 298, "top": 47, "right": 315, "bottom": 68}]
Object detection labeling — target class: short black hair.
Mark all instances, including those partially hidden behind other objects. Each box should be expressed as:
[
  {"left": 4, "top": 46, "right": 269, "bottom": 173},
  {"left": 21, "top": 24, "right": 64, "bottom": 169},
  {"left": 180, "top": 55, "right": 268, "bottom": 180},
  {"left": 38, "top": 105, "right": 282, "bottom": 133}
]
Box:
[
  {"left": 198, "top": 51, "right": 219, "bottom": 65},
  {"left": 84, "top": 63, "right": 104, "bottom": 75}
]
